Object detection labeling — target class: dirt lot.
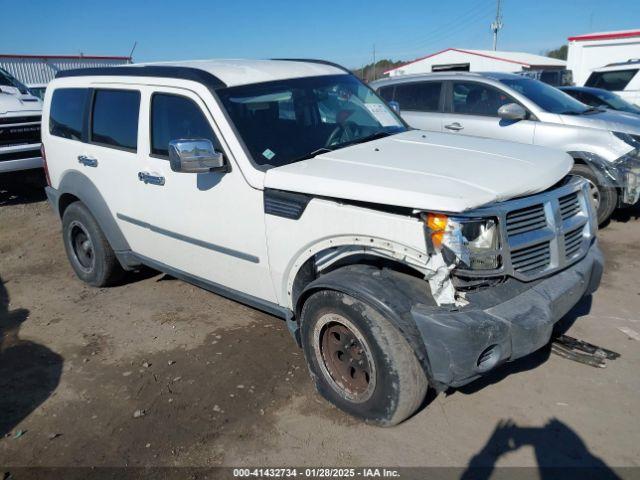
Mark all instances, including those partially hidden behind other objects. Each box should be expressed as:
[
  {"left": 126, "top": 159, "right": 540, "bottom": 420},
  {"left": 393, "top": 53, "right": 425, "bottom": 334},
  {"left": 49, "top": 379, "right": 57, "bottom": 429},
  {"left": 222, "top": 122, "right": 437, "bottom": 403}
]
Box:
[{"left": 1, "top": 171, "right": 639, "bottom": 475}]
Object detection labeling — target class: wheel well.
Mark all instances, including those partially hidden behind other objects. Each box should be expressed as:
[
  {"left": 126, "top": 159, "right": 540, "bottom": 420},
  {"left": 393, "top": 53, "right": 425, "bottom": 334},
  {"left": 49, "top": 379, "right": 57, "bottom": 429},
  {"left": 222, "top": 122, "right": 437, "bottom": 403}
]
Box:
[
  {"left": 58, "top": 193, "right": 80, "bottom": 217},
  {"left": 292, "top": 254, "right": 425, "bottom": 319}
]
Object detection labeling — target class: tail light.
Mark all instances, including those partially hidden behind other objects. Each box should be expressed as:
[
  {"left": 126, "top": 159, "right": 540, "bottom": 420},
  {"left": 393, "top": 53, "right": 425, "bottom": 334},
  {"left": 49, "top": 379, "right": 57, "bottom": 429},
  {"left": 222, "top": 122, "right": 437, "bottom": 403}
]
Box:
[{"left": 41, "top": 143, "right": 51, "bottom": 186}]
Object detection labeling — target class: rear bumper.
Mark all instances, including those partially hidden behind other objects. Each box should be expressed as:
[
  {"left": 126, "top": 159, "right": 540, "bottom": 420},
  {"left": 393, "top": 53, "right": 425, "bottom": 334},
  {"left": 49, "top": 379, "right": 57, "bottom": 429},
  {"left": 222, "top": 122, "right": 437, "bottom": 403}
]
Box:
[{"left": 412, "top": 241, "right": 604, "bottom": 387}]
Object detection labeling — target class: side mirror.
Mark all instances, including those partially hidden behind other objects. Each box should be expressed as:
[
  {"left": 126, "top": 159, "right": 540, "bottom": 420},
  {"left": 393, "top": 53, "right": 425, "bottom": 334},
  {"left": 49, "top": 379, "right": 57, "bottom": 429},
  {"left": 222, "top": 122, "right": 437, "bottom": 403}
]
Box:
[
  {"left": 168, "top": 139, "right": 226, "bottom": 174},
  {"left": 498, "top": 103, "right": 527, "bottom": 121},
  {"left": 388, "top": 101, "right": 401, "bottom": 115}
]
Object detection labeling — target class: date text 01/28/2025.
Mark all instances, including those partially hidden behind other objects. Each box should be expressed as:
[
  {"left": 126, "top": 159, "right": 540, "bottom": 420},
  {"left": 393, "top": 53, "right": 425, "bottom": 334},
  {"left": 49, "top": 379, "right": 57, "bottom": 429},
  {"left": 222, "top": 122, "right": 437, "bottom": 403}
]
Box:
[{"left": 232, "top": 468, "right": 401, "bottom": 478}]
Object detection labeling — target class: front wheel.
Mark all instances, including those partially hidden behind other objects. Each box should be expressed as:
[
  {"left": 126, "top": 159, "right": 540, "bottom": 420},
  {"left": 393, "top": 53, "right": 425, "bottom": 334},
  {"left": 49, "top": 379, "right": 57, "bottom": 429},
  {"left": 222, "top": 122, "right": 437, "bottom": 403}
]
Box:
[
  {"left": 571, "top": 164, "right": 617, "bottom": 226},
  {"left": 300, "top": 289, "right": 428, "bottom": 426}
]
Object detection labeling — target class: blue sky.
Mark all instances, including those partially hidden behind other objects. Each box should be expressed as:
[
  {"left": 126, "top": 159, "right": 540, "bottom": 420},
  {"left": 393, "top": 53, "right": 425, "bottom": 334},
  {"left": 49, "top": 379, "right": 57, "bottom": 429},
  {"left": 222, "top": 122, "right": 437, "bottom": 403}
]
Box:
[{"left": 2, "top": 0, "right": 639, "bottom": 68}]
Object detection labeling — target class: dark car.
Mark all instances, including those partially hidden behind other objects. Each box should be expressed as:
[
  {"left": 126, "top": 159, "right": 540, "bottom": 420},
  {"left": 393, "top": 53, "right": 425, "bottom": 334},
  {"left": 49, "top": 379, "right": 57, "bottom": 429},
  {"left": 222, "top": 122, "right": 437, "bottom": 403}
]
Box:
[{"left": 560, "top": 86, "right": 640, "bottom": 116}]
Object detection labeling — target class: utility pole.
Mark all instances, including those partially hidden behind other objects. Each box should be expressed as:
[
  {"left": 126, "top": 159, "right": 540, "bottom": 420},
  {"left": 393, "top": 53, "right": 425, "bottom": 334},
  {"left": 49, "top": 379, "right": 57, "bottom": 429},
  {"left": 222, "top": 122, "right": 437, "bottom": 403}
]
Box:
[
  {"left": 371, "top": 44, "right": 376, "bottom": 81},
  {"left": 491, "top": 0, "right": 503, "bottom": 51}
]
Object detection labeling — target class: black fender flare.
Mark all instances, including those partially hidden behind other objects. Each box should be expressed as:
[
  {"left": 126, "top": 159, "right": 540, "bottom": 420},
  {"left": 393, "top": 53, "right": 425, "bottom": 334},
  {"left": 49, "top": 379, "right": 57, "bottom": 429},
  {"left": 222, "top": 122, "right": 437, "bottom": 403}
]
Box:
[
  {"left": 295, "top": 265, "right": 439, "bottom": 386},
  {"left": 54, "top": 171, "right": 131, "bottom": 254}
]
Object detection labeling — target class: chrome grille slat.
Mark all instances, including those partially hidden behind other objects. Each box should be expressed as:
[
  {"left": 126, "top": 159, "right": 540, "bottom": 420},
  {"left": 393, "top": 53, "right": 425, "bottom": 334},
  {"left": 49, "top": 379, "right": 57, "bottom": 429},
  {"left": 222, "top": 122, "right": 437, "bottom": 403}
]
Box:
[{"left": 506, "top": 204, "right": 547, "bottom": 237}]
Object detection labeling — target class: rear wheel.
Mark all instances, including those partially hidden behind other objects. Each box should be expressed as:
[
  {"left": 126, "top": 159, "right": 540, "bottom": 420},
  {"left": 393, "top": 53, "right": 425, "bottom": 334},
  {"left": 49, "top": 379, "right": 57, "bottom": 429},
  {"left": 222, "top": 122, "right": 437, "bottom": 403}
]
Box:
[
  {"left": 300, "top": 289, "right": 428, "bottom": 426},
  {"left": 571, "top": 163, "right": 617, "bottom": 226},
  {"left": 62, "top": 202, "right": 123, "bottom": 287}
]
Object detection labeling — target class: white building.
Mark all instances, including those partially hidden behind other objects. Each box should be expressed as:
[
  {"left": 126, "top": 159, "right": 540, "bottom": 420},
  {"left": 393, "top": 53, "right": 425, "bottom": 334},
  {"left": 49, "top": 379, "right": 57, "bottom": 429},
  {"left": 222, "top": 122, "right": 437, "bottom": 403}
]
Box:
[
  {"left": 567, "top": 30, "right": 640, "bottom": 85},
  {"left": 384, "top": 48, "right": 566, "bottom": 77}
]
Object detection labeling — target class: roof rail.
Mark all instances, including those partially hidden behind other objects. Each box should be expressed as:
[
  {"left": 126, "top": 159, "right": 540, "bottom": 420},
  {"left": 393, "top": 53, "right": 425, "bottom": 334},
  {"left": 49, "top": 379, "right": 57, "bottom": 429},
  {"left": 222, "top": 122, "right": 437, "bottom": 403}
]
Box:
[
  {"left": 271, "top": 58, "right": 352, "bottom": 74},
  {"left": 604, "top": 58, "right": 640, "bottom": 67},
  {"left": 56, "top": 65, "right": 227, "bottom": 89}
]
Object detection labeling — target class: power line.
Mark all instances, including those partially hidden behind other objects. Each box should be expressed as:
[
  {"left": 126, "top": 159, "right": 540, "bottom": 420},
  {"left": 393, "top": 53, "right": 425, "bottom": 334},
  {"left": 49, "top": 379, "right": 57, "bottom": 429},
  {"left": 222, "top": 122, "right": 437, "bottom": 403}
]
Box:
[{"left": 378, "top": 0, "right": 491, "bottom": 52}]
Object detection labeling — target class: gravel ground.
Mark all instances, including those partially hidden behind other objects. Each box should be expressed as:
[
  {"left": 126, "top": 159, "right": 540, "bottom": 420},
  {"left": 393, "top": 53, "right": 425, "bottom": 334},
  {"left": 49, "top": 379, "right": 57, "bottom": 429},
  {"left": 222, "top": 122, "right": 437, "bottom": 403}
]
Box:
[{"left": 1, "top": 171, "right": 639, "bottom": 476}]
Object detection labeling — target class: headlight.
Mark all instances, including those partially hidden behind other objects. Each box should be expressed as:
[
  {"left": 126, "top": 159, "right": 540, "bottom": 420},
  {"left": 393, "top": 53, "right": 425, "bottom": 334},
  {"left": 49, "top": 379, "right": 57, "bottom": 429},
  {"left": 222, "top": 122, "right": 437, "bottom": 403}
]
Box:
[
  {"left": 426, "top": 213, "right": 500, "bottom": 270},
  {"left": 613, "top": 131, "right": 640, "bottom": 153},
  {"left": 613, "top": 153, "right": 640, "bottom": 204}
]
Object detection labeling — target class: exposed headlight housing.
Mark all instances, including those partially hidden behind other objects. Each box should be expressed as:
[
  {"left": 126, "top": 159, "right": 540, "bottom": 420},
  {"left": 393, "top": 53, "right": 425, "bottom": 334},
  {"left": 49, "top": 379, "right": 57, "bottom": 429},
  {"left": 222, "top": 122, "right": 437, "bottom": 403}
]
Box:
[
  {"left": 426, "top": 213, "right": 501, "bottom": 270},
  {"left": 610, "top": 132, "right": 640, "bottom": 204}
]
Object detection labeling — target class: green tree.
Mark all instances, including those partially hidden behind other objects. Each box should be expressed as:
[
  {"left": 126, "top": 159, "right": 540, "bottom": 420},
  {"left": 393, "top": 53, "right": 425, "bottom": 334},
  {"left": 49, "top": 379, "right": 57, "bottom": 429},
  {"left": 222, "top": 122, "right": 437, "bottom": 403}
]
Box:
[
  {"left": 546, "top": 45, "right": 568, "bottom": 60},
  {"left": 353, "top": 59, "right": 405, "bottom": 82}
]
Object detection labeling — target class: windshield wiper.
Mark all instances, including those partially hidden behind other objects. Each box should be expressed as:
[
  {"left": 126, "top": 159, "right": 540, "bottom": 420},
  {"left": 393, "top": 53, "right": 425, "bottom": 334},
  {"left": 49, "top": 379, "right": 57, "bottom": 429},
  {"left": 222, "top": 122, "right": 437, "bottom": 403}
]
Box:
[
  {"left": 581, "top": 107, "right": 605, "bottom": 115},
  {"left": 289, "top": 147, "right": 334, "bottom": 164},
  {"left": 334, "top": 130, "right": 396, "bottom": 149}
]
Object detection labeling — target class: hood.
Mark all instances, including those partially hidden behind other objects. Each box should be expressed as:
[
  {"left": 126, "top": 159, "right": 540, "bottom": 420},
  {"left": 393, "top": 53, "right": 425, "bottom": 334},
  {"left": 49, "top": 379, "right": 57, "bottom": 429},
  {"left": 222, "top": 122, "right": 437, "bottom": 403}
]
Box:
[
  {"left": 264, "top": 130, "right": 573, "bottom": 213},
  {"left": 558, "top": 109, "right": 640, "bottom": 135},
  {"left": 0, "top": 88, "right": 42, "bottom": 115}
]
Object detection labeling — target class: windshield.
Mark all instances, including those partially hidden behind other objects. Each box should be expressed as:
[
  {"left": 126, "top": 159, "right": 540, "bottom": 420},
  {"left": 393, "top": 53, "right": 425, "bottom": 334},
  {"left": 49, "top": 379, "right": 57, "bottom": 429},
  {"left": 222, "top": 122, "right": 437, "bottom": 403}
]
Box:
[
  {"left": 217, "top": 74, "right": 406, "bottom": 168},
  {"left": 0, "top": 68, "right": 29, "bottom": 94},
  {"left": 594, "top": 90, "right": 640, "bottom": 114},
  {"left": 499, "top": 77, "right": 589, "bottom": 115}
]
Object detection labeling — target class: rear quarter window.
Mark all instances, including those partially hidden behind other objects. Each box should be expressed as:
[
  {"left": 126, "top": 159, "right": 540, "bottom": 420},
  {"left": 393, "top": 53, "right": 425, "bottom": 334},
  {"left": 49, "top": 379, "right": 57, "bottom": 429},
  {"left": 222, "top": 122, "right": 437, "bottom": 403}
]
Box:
[
  {"left": 91, "top": 89, "right": 141, "bottom": 152},
  {"left": 49, "top": 88, "right": 88, "bottom": 140}
]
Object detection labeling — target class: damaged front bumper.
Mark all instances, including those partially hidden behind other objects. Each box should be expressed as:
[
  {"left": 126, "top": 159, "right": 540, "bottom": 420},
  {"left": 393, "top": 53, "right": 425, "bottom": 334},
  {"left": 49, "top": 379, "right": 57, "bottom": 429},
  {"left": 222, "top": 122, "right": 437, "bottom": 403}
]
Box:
[
  {"left": 412, "top": 240, "right": 603, "bottom": 388},
  {"left": 574, "top": 151, "right": 640, "bottom": 206}
]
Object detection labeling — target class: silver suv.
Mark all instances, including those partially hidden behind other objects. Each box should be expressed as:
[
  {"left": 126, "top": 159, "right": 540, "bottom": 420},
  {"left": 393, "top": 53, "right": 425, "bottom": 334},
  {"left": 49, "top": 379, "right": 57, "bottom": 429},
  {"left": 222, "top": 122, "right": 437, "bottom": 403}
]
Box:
[{"left": 372, "top": 72, "right": 640, "bottom": 224}]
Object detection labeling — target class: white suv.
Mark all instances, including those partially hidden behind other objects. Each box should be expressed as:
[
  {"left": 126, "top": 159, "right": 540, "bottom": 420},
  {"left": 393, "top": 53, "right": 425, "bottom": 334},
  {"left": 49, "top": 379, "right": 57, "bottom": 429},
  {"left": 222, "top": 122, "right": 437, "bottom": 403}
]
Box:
[
  {"left": 0, "top": 68, "right": 43, "bottom": 173},
  {"left": 585, "top": 60, "right": 640, "bottom": 106},
  {"left": 42, "top": 60, "right": 602, "bottom": 425}
]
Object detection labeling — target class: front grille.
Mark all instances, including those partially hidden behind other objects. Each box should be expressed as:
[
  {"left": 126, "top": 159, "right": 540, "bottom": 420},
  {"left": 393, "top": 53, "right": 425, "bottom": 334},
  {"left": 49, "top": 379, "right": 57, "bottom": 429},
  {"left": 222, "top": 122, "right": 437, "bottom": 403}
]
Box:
[
  {"left": 564, "top": 227, "right": 585, "bottom": 259},
  {"left": 457, "top": 176, "right": 595, "bottom": 282},
  {"left": 0, "top": 115, "right": 41, "bottom": 125},
  {"left": 559, "top": 192, "right": 580, "bottom": 220},
  {"left": 511, "top": 241, "right": 552, "bottom": 274},
  {"left": 0, "top": 148, "right": 41, "bottom": 162},
  {"left": 0, "top": 122, "right": 41, "bottom": 147},
  {"left": 506, "top": 204, "right": 547, "bottom": 236}
]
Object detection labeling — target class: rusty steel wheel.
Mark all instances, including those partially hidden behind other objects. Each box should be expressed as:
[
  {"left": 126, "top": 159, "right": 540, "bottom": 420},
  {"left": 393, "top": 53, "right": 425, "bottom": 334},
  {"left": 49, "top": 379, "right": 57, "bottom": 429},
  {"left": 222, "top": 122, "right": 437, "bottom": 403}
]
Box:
[{"left": 313, "top": 313, "right": 377, "bottom": 403}]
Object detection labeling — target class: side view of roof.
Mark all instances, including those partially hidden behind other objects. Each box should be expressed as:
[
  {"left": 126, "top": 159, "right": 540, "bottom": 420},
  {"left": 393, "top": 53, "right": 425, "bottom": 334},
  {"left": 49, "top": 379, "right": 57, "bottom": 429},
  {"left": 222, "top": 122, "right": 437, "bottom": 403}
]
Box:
[
  {"left": 55, "top": 59, "right": 350, "bottom": 89},
  {"left": 568, "top": 29, "right": 640, "bottom": 42},
  {"left": 384, "top": 48, "right": 565, "bottom": 75},
  {"left": 370, "top": 70, "right": 519, "bottom": 88}
]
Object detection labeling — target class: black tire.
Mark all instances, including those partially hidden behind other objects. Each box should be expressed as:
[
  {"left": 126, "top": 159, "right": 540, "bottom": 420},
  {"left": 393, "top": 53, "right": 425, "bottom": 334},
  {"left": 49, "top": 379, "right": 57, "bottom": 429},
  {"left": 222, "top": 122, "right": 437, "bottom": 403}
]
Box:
[
  {"left": 300, "top": 289, "right": 428, "bottom": 426},
  {"left": 571, "top": 163, "right": 617, "bottom": 226},
  {"left": 61, "top": 202, "right": 123, "bottom": 287}
]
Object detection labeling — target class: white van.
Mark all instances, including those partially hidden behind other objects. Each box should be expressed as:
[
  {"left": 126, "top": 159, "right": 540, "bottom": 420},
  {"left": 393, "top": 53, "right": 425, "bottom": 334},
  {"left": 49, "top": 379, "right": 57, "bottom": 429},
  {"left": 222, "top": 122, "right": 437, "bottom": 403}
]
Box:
[
  {"left": 42, "top": 60, "right": 602, "bottom": 425},
  {"left": 0, "top": 67, "right": 43, "bottom": 173}
]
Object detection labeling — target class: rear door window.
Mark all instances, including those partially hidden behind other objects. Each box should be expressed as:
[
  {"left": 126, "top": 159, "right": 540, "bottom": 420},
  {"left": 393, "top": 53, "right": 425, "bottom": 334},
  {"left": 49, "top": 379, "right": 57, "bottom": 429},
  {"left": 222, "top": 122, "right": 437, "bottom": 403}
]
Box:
[
  {"left": 90, "top": 89, "right": 140, "bottom": 151},
  {"left": 450, "top": 81, "right": 513, "bottom": 116},
  {"left": 393, "top": 82, "right": 443, "bottom": 112},
  {"left": 49, "top": 88, "right": 89, "bottom": 140},
  {"left": 150, "top": 93, "right": 220, "bottom": 158},
  {"left": 585, "top": 69, "right": 638, "bottom": 91}
]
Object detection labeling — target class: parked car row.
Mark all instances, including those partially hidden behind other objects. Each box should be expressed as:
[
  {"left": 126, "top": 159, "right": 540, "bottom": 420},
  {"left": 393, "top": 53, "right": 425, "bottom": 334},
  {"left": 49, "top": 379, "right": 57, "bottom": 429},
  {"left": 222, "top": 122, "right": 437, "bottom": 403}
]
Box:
[
  {"left": 372, "top": 71, "right": 640, "bottom": 224},
  {"left": 40, "top": 60, "right": 604, "bottom": 426}
]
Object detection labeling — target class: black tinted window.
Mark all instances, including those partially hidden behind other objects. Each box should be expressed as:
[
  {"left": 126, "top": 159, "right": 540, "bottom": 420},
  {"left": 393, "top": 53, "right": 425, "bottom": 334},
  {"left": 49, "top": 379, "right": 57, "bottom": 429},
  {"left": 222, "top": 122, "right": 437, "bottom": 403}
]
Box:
[
  {"left": 378, "top": 86, "right": 395, "bottom": 102},
  {"left": 585, "top": 69, "right": 638, "bottom": 91},
  {"left": 91, "top": 90, "right": 140, "bottom": 151},
  {"left": 394, "top": 82, "right": 442, "bottom": 112},
  {"left": 50, "top": 88, "right": 88, "bottom": 140},
  {"left": 151, "top": 94, "right": 219, "bottom": 157},
  {"left": 452, "top": 82, "right": 513, "bottom": 116}
]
